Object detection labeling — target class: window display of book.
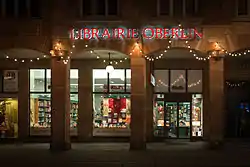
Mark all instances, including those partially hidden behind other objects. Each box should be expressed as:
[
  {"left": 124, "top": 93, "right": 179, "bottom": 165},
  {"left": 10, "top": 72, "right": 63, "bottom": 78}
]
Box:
[
  {"left": 70, "top": 102, "right": 78, "bottom": 128},
  {"left": 34, "top": 97, "right": 78, "bottom": 128}
]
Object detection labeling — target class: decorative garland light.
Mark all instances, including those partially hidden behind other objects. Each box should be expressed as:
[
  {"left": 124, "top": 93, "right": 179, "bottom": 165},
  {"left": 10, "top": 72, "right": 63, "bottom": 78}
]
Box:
[
  {"left": 88, "top": 50, "right": 128, "bottom": 65},
  {"left": 128, "top": 24, "right": 207, "bottom": 62},
  {"left": 188, "top": 80, "right": 201, "bottom": 88},
  {"left": 50, "top": 42, "right": 75, "bottom": 64},
  {"left": 157, "top": 74, "right": 202, "bottom": 88},
  {"left": 226, "top": 81, "right": 245, "bottom": 88},
  {"left": 185, "top": 40, "right": 210, "bottom": 61},
  {"left": 5, "top": 53, "right": 48, "bottom": 63}
]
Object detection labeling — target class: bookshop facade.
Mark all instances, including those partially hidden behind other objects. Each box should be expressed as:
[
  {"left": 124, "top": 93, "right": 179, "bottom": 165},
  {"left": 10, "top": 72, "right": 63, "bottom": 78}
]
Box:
[
  {"left": 2, "top": 23, "right": 250, "bottom": 150},
  {"left": 0, "top": 58, "right": 205, "bottom": 140}
]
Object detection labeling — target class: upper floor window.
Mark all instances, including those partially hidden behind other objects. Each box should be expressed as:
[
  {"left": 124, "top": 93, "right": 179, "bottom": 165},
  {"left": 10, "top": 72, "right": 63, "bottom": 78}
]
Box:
[
  {"left": 30, "top": 0, "right": 41, "bottom": 18},
  {"left": 174, "top": 0, "right": 183, "bottom": 17},
  {"left": 158, "top": 0, "right": 170, "bottom": 15},
  {"left": 5, "top": 0, "right": 15, "bottom": 17},
  {"left": 96, "top": 0, "right": 106, "bottom": 15},
  {"left": 81, "top": 0, "right": 118, "bottom": 17},
  {"left": 157, "top": 0, "right": 199, "bottom": 17},
  {"left": 237, "top": 0, "right": 249, "bottom": 16},
  {"left": 82, "top": 0, "right": 91, "bottom": 15},
  {"left": 107, "top": 0, "right": 118, "bottom": 15},
  {"left": 0, "top": 0, "right": 41, "bottom": 18},
  {"left": 185, "top": 0, "right": 196, "bottom": 16},
  {"left": 18, "top": 0, "right": 28, "bottom": 18}
]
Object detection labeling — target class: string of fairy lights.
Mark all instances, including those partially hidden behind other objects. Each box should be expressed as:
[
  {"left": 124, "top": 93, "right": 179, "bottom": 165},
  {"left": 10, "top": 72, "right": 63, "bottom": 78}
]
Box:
[
  {"left": 2, "top": 24, "right": 250, "bottom": 63},
  {"left": 226, "top": 81, "right": 246, "bottom": 88},
  {"left": 157, "top": 75, "right": 202, "bottom": 88},
  {"left": 128, "top": 24, "right": 250, "bottom": 62},
  {"left": 157, "top": 78, "right": 247, "bottom": 88},
  {"left": 89, "top": 49, "right": 129, "bottom": 65}
]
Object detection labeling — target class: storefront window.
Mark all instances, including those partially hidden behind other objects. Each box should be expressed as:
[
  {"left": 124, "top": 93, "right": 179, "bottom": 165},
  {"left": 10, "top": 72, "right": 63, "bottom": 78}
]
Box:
[
  {"left": 192, "top": 94, "right": 203, "bottom": 137},
  {"left": 46, "top": 69, "right": 78, "bottom": 92},
  {"left": 93, "top": 69, "right": 108, "bottom": 92},
  {"left": 30, "top": 69, "right": 45, "bottom": 92},
  {"left": 30, "top": 93, "right": 78, "bottom": 136},
  {"left": 93, "top": 69, "right": 131, "bottom": 136},
  {"left": 109, "top": 69, "right": 125, "bottom": 92},
  {"left": 70, "top": 69, "right": 79, "bottom": 92},
  {"left": 70, "top": 94, "right": 78, "bottom": 128},
  {"left": 93, "top": 94, "right": 131, "bottom": 136},
  {"left": 30, "top": 93, "right": 51, "bottom": 136},
  {"left": 0, "top": 98, "right": 18, "bottom": 138},
  {"left": 153, "top": 94, "right": 165, "bottom": 136},
  {"left": 170, "top": 70, "right": 186, "bottom": 93},
  {"left": 29, "top": 68, "right": 78, "bottom": 136},
  {"left": 155, "top": 70, "right": 169, "bottom": 92},
  {"left": 126, "top": 69, "right": 131, "bottom": 92},
  {"left": 188, "top": 70, "right": 202, "bottom": 92},
  {"left": 46, "top": 69, "right": 51, "bottom": 92},
  {"left": 93, "top": 94, "right": 131, "bottom": 128}
]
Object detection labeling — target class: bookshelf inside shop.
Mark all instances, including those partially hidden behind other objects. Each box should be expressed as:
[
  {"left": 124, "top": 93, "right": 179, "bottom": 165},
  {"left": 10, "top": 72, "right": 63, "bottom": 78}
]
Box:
[{"left": 31, "top": 96, "right": 78, "bottom": 128}]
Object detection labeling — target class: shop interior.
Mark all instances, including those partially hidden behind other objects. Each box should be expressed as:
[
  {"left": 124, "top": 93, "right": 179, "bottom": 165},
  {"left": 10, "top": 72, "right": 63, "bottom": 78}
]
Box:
[
  {"left": 153, "top": 94, "right": 203, "bottom": 139},
  {"left": 93, "top": 69, "right": 131, "bottom": 136},
  {"left": 0, "top": 98, "right": 18, "bottom": 138},
  {"left": 29, "top": 69, "right": 78, "bottom": 136},
  {"left": 153, "top": 69, "right": 203, "bottom": 139}
]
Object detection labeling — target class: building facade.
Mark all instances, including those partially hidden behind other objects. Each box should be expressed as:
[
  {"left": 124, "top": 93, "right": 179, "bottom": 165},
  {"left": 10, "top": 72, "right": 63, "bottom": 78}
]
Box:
[{"left": 0, "top": 0, "right": 250, "bottom": 150}]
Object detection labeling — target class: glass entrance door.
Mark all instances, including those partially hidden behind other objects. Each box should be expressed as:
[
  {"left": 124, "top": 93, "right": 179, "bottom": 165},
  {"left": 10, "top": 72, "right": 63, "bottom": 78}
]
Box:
[
  {"left": 178, "top": 102, "right": 191, "bottom": 138},
  {"left": 165, "top": 102, "right": 178, "bottom": 138},
  {"left": 165, "top": 102, "right": 191, "bottom": 138}
]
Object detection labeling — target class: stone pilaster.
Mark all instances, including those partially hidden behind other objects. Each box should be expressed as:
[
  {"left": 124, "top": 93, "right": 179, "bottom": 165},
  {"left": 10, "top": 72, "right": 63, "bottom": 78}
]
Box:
[
  {"left": 146, "top": 61, "right": 154, "bottom": 141},
  {"left": 208, "top": 57, "right": 225, "bottom": 148},
  {"left": 18, "top": 64, "right": 29, "bottom": 141},
  {"left": 203, "top": 62, "right": 210, "bottom": 140},
  {"left": 50, "top": 58, "right": 71, "bottom": 150},
  {"left": 78, "top": 65, "right": 93, "bottom": 141},
  {"left": 130, "top": 53, "right": 147, "bottom": 150}
]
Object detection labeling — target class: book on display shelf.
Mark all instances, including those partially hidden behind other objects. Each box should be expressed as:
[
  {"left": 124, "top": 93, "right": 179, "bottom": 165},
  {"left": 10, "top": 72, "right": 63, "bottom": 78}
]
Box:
[{"left": 32, "top": 97, "right": 78, "bottom": 128}]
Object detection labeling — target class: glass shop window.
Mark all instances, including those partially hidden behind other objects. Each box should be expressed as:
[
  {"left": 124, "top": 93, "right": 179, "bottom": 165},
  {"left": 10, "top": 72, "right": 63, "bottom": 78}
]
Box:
[
  {"left": 170, "top": 70, "right": 186, "bottom": 93},
  {"left": 93, "top": 69, "right": 108, "bottom": 92},
  {"left": 93, "top": 94, "right": 131, "bottom": 129},
  {"left": 30, "top": 69, "right": 45, "bottom": 92},
  {"left": 0, "top": 98, "right": 18, "bottom": 138},
  {"left": 109, "top": 69, "right": 125, "bottom": 93},
  {"left": 154, "top": 70, "right": 169, "bottom": 92},
  {"left": 188, "top": 70, "right": 202, "bottom": 93}
]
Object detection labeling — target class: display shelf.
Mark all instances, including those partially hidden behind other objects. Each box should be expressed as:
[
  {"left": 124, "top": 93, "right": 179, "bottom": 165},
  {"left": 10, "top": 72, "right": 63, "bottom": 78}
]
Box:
[
  {"left": 37, "top": 99, "right": 51, "bottom": 127},
  {"left": 191, "top": 95, "right": 203, "bottom": 137},
  {"left": 178, "top": 102, "right": 190, "bottom": 127},
  {"left": 70, "top": 103, "right": 78, "bottom": 128},
  {"left": 94, "top": 97, "right": 130, "bottom": 128},
  {"left": 32, "top": 96, "right": 78, "bottom": 128}
]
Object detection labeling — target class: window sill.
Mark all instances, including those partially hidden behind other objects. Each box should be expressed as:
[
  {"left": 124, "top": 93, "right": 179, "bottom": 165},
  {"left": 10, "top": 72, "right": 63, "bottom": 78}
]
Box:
[{"left": 232, "top": 16, "right": 250, "bottom": 22}]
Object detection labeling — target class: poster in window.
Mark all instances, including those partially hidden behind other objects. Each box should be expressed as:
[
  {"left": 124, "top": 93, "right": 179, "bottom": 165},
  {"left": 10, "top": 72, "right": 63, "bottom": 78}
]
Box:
[{"left": 3, "top": 70, "right": 18, "bottom": 92}]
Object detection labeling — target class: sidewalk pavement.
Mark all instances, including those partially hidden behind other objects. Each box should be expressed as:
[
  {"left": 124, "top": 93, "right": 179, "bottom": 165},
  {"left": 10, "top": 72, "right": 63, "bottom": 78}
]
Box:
[{"left": 0, "top": 141, "right": 249, "bottom": 167}]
